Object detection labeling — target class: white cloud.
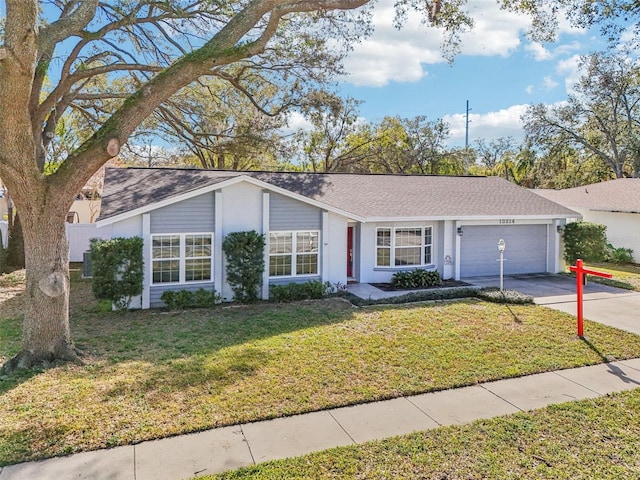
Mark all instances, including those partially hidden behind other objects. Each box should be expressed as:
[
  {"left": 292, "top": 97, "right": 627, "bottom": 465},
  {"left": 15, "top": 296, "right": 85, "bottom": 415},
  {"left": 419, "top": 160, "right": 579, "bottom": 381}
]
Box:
[
  {"left": 460, "top": 1, "right": 531, "bottom": 57},
  {"left": 444, "top": 104, "right": 529, "bottom": 145},
  {"left": 552, "top": 41, "right": 583, "bottom": 57},
  {"left": 556, "top": 54, "right": 581, "bottom": 94},
  {"left": 525, "top": 84, "right": 534, "bottom": 95},
  {"left": 525, "top": 40, "right": 583, "bottom": 61},
  {"left": 342, "top": 4, "right": 444, "bottom": 86},
  {"left": 526, "top": 43, "right": 552, "bottom": 61},
  {"left": 618, "top": 27, "right": 638, "bottom": 46},
  {"left": 343, "top": 0, "right": 534, "bottom": 87},
  {"left": 542, "top": 76, "right": 559, "bottom": 90},
  {"left": 281, "top": 111, "right": 314, "bottom": 135},
  {"left": 342, "top": 0, "right": 589, "bottom": 88}
]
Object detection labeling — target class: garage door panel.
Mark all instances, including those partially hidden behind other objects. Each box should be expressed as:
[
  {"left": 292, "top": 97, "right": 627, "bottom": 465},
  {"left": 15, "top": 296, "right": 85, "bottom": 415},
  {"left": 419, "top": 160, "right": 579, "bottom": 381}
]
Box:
[{"left": 460, "top": 225, "right": 548, "bottom": 277}]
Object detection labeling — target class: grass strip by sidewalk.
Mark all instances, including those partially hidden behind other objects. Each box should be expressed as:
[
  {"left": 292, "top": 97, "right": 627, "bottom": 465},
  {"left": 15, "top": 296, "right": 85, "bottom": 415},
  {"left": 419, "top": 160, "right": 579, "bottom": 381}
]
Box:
[
  {"left": 2, "top": 272, "right": 640, "bottom": 466},
  {"left": 208, "top": 388, "right": 640, "bottom": 479}
]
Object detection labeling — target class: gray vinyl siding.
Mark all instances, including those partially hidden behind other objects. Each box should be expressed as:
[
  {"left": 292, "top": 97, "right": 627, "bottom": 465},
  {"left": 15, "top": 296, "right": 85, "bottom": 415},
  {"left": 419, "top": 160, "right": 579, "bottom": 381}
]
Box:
[
  {"left": 269, "top": 276, "right": 322, "bottom": 287},
  {"left": 150, "top": 193, "right": 214, "bottom": 234},
  {"left": 269, "top": 193, "right": 321, "bottom": 230},
  {"left": 150, "top": 282, "right": 216, "bottom": 308}
]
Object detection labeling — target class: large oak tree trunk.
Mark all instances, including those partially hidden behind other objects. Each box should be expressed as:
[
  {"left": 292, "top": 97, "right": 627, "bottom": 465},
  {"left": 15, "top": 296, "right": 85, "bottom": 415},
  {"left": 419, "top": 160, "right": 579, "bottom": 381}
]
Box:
[{"left": 1, "top": 211, "right": 80, "bottom": 373}]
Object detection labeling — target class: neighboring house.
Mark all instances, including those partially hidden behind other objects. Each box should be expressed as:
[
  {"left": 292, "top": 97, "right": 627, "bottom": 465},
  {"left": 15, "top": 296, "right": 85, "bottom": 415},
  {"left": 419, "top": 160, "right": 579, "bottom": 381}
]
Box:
[
  {"left": 96, "top": 168, "right": 579, "bottom": 308},
  {"left": 68, "top": 188, "right": 102, "bottom": 224},
  {"left": 533, "top": 178, "right": 640, "bottom": 262},
  {"left": 0, "top": 176, "right": 100, "bottom": 224},
  {"left": 0, "top": 172, "right": 104, "bottom": 256}
]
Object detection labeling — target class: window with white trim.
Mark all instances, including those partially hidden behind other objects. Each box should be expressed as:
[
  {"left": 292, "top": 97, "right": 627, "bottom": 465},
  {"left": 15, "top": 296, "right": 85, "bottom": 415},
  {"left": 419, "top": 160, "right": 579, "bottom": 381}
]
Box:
[
  {"left": 269, "top": 231, "right": 319, "bottom": 277},
  {"left": 376, "top": 226, "right": 433, "bottom": 267},
  {"left": 152, "top": 233, "right": 213, "bottom": 284}
]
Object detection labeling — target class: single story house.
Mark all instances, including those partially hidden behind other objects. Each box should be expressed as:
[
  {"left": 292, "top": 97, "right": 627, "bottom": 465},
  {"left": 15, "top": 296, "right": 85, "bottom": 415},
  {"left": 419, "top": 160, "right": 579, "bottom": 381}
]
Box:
[
  {"left": 532, "top": 178, "right": 640, "bottom": 262},
  {"left": 96, "top": 168, "right": 579, "bottom": 308}
]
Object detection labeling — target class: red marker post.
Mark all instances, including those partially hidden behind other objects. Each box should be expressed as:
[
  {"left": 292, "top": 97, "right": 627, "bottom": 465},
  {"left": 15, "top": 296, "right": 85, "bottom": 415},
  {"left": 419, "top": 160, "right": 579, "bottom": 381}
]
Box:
[{"left": 569, "top": 259, "right": 612, "bottom": 338}]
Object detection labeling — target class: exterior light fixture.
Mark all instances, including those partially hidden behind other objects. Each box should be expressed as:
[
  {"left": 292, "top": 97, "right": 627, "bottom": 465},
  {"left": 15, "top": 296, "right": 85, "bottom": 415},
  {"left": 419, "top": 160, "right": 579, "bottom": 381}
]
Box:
[
  {"left": 457, "top": 226, "right": 463, "bottom": 236},
  {"left": 497, "top": 239, "right": 506, "bottom": 291}
]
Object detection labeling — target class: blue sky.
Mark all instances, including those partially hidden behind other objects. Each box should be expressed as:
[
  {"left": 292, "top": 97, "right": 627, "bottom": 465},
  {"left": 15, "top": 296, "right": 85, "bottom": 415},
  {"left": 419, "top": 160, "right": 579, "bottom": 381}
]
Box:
[{"left": 327, "top": 0, "right": 614, "bottom": 147}]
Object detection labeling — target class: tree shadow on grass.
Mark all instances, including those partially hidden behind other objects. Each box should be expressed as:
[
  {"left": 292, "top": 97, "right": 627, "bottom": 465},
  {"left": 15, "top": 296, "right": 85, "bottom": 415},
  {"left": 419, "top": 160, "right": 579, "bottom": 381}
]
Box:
[
  {"left": 580, "top": 336, "right": 640, "bottom": 387},
  {"left": 72, "top": 298, "right": 358, "bottom": 364},
  {"left": 102, "top": 346, "right": 270, "bottom": 400},
  {"left": 0, "top": 368, "right": 40, "bottom": 395},
  {"left": 1, "top": 295, "right": 359, "bottom": 396},
  {"left": 0, "top": 292, "right": 40, "bottom": 394},
  {"left": 504, "top": 304, "right": 523, "bottom": 324}
]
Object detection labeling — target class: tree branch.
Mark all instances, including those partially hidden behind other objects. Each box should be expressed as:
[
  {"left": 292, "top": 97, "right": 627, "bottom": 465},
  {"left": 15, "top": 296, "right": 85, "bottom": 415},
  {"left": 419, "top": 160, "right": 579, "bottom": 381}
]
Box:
[
  {"left": 50, "top": 0, "right": 370, "bottom": 191},
  {"left": 38, "top": 0, "right": 100, "bottom": 59}
]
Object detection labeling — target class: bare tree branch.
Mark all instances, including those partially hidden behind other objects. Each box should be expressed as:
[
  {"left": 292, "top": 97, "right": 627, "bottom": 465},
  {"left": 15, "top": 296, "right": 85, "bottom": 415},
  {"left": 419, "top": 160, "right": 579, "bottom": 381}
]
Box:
[{"left": 38, "top": 0, "right": 100, "bottom": 59}]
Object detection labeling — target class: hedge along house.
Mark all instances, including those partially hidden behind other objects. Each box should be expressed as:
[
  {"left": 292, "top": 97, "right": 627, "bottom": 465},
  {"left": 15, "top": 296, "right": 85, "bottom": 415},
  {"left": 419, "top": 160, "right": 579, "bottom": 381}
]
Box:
[{"left": 95, "top": 168, "right": 579, "bottom": 308}]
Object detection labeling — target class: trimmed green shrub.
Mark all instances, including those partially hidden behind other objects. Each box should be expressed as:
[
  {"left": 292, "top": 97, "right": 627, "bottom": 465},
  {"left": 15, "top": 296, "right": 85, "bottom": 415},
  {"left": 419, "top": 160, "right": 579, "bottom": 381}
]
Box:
[
  {"left": 343, "top": 287, "right": 475, "bottom": 307},
  {"left": 562, "top": 222, "right": 608, "bottom": 264},
  {"left": 344, "top": 286, "right": 533, "bottom": 307},
  {"left": 160, "top": 288, "right": 221, "bottom": 310},
  {"left": 476, "top": 288, "right": 534, "bottom": 305},
  {"left": 222, "top": 230, "right": 265, "bottom": 303},
  {"left": 192, "top": 288, "right": 221, "bottom": 308},
  {"left": 270, "top": 281, "right": 333, "bottom": 302},
  {"left": 90, "top": 237, "right": 143, "bottom": 310},
  {"left": 391, "top": 269, "right": 442, "bottom": 289},
  {"left": 606, "top": 244, "right": 634, "bottom": 264}
]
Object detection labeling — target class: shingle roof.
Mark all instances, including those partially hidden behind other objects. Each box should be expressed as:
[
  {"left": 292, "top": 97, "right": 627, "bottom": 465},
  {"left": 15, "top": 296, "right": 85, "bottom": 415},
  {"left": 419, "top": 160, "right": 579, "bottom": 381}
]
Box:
[
  {"left": 99, "top": 167, "right": 578, "bottom": 221},
  {"left": 532, "top": 178, "right": 640, "bottom": 214}
]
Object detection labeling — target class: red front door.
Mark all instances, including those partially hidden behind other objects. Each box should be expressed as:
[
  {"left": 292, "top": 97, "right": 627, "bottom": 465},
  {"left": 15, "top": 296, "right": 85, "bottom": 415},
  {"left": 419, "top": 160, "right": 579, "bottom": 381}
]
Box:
[{"left": 347, "top": 226, "right": 354, "bottom": 278}]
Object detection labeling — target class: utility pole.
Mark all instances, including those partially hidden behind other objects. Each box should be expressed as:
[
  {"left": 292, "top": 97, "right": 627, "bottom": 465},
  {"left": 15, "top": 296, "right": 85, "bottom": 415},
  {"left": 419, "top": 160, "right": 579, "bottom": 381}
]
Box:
[
  {"left": 464, "top": 100, "right": 472, "bottom": 174},
  {"left": 465, "top": 100, "right": 471, "bottom": 149}
]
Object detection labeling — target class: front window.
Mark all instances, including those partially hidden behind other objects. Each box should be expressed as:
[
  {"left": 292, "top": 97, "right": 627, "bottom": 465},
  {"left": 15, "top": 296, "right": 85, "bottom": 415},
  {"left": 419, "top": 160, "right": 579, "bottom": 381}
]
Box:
[
  {"left": 377, "top": 228, "right": 391, "bottom": 267},
  {"left": 269, "top": 232, "right": 293, "bottom": 276},
  {"left": 152, "top": 235, "right": 180, "bottom": 283},
  {"left": 376, "top": 226, "right": 433, "bottom": 267},
  {"left": 152, "top": 233, "right": 213, "bottom": 284},
  {"left": 269, "top": 231, "right": 319, "bottom": 277}
]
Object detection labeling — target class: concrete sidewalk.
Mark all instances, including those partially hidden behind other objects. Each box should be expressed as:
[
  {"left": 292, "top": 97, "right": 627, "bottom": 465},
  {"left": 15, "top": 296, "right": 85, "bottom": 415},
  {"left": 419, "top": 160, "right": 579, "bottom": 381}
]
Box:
[{"left": 2, "top": 358, "right": 640, "bottom": 480}]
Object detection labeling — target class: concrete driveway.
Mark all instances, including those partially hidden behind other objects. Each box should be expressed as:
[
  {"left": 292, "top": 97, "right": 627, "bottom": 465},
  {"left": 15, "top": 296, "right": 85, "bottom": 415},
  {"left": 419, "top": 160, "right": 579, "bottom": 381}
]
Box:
[{"left": 467, "top": 274, "right": 640, "bottom": 335}]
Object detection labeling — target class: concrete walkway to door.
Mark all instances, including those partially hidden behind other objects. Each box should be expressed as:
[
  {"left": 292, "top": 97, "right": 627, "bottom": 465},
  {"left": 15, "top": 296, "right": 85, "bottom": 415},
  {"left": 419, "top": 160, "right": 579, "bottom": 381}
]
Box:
[{"left": 467, "top": 274, "right": 640, "bottom": 336}]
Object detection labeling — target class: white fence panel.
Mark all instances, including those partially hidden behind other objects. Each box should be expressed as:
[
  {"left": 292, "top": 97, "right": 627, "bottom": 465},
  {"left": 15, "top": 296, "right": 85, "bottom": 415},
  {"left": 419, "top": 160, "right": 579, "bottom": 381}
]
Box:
[
  {"left": 66, "top": 223, "right": 112, "bottom": 262},
  {"left": 0, "top": 221, "right": 7, "bottom": 248}
]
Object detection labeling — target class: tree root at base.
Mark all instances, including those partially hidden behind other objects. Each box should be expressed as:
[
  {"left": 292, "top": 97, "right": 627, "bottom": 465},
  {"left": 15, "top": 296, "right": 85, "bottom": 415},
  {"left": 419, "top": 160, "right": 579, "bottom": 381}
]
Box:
[{"left": 0, "top": 346, "right": 85, "bottom": 375}]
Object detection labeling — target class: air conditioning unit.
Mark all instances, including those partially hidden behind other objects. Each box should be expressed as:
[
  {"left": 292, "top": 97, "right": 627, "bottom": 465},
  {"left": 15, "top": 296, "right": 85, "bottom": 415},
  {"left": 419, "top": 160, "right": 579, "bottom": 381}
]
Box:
[{"left": 82, "top": 251, "right": 92, "bottom": 278}]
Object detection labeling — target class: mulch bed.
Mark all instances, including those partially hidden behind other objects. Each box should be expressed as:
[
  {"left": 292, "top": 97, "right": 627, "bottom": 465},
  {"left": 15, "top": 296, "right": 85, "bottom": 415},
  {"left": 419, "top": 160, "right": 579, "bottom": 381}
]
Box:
[{"left": 370, "top": 279, "right": 471, "bottom": 292}]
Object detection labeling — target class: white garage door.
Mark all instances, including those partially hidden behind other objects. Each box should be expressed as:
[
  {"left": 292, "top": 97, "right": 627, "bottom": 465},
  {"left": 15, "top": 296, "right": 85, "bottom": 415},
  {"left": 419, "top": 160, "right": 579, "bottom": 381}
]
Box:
[{"left": 460, "top": 224, "right": 548, "bottom": 277}]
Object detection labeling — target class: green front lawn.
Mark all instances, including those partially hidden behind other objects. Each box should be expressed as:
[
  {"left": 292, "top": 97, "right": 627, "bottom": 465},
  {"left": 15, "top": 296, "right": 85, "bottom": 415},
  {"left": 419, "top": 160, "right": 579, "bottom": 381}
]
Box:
[
  {"left": 2, "top": 269, "right": 640, "bottom": 466},
  {"left": 210, "top": 388, "right": 640, "bottom": 479},
  {"left": 581, "top": 262, "right": 640, "bottom": 291}
]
